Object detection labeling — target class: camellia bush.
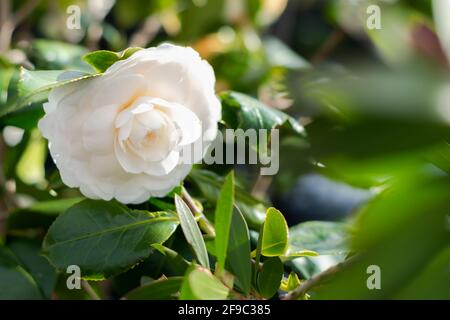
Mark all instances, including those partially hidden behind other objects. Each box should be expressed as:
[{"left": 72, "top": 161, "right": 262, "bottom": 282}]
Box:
[{"left": 0, "top": 0, "right": 449, "bottom": 300}]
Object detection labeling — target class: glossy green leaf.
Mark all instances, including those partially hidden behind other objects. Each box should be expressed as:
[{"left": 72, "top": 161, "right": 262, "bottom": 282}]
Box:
[
  {"left": 257, "top": 257, "right": 283, "bottom": 299},
  {"left": 0, "top": 246, "right": 42, "bottom": 299},
  {"left": 214, "top": 171, "right": 235, "bottom": 270},
  {"left": 174, "top": 195, "right": 210, "bottom": 269},
  {"left": 314, "top": 176, "right": 450, "bottom": 299},
  {"left": 261, "top": 208, "right": 289, "bottom": 257},
  {"left": 8, "top": 238, "right": 57, "bottom": 299},
  {"left": 83, "top": 47, "right": 142, "bottom": 73},
  {"left": 43, "top": 200, "right": 178, "bottom": 279},
  {"left": 7, "top": 198, "right": 84, "bottom": 230},
  {"left": 4, "top": 69, "right": 99, "bottom": 117},
  {"left": 288, "top": 221, "right": 349, "bottom": 256},
  {"left": 280, "top": 272, "right": 301, "bottom": 292},
  {"left": 226, "top": 207, "right": 252, "bottom": 295},
  {"left": 179, "top": 266, "right": 229, "bottom": 300},
  {"left": 220, "top": 91, "right": 305, "bottom": 134},
  {"left": 124, "top": 277, "right": 183, "bottom": 300},
  {"left": 151, "top": 244, "right": 190, "bottom": 275}
]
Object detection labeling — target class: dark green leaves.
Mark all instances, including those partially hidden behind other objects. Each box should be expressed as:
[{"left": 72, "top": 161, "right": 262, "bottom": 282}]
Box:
[
  {"left": 174, "top": 195, "right": 210, "bottom": 269},
  {"left": 0, "top": 246, "right": 43, "bottom": 299},
  {"left": 257, "top": 257, "right": 283, "bottom": 299},
  {"left": 8, "top": 238, "right": 57, "bottom": 299},
  {"left": 125, "top": 277, "right": 183, "bottom": 300},
  {"left": 261, "top": 208, "right": 289, "bottom": 257},
  {"left": 214, "top": 171, "right": 235, "bottom": 269},
  {"left": 226, "top": 207, "right": 252, "bottom": 295},
  {"left": 7, "top": 197, "right": 84, "bottom": 230},
  {"left": 43, "top": 200, "right": 178, "bottom": 280},
  {"left": 288, "top": 221, "right": 349, "bottom": 256},
  {"left": 180, "top": 266, "right": 229, "bottom": 300},
  {"left": 220, "top": 91, "right": 304, "bottom": 134},
  {"left": 83, "top": 47, "right": 142, "bottom": 73}
]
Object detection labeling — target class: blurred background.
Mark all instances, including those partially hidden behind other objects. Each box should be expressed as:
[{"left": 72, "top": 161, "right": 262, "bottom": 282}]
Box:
[{"left": 1, "top": 0, "right": 449, "bottom": 299}]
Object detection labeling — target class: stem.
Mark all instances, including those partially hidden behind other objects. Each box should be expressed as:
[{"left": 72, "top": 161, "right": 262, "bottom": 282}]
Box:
[
  {"left": 0, "top": 0, "right": 41, "bottom": 52},
  {"left": 310, "top": 29, "right": 345, "bottom": 66},
  {"left": 282, "top": 256, "right": 357, "bottom": 300},
  {"left": 81, "top": 280, "right": 101, "bottom": 300},
  {"left": 181, "top": 187, "right": 216, "bottom": 237}
]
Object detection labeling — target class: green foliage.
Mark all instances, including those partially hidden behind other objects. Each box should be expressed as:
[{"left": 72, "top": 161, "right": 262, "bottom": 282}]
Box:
[
  {"left": 220, "top": 91, "right": 304, "bottom": 134},
  {"left": 174, "top": 195, "right": 210, "bottom": 269},
  {"left": 214, "top": 171, "right": 235, "bottom": 270},
  {"left": 179, "top": 266, "right": 229, "bottom": 300},
  {"left": 288, "top": 221, "right": 349, "bottom": 257},
  {"left": 257, "top": 257, "right": 283, "bottom": 299},
  {"left": 0, "top": 246, "right": 43, "bottom": 299},
  {"left": 0, "top": 0, "right": 448, "bottom": 301},
  {"left": 43, "top": 200, "right": 178, "bottom": 279},
  {"left": 261, "top": 208, "right": 289, "bottom": 257},
  {"left": 7, "top": 197, "right": 84, "bottom": 230},
  {"left": 83, "top": 48, "right": 142, "bottom": 73},
  {"left": 225, "top": 207, "right": 252, "bottom": 295},
  {"left": 124, "top": 277, "right": 183, "bottom": 300}
]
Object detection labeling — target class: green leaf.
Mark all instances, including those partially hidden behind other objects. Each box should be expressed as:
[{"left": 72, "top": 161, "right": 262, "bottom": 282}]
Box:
[
  {"left": 261, "top": 208, "right": 289, "bottom": 257},
  {"left": 214, "top": 171, "right": 235, "bottom": 270},
  {"left": 8, "top": 198, "right": 84, "bottom": 230},
  {"left": 83, "top": 47, "right": 142, "bottom": 73},
  {"left": 179, "top": 266, "right": 229, "bottom": 300},
  {"left": 174, "top": 195, "right": 210, "bottom": 269},
  {"left": 189, "top": 169, "right": 266, "bottom": 229},
  {"left": 3, "top": 69, "right": 99, "bottom": 117},
  {"left": 226, "top": 207, "right": 252, "bottom": 295},
  {"left": 288, "top": 221, "right": 349, "bottom": 256},
  {"left": 220, "top": 91, "right": 305, "bottom": 134},
  {"left": 313, "top": 176, "right": 450, "bottom": 299},
  {"left": 151, "top": 244, "right": 190, "bottom": 275},
  {"left": 42, "top": 200, "right": 178, "bottom": 279},
  {"left": 8, "top": 238, "right": 57, "bottom": 299},
  {"left": 0, "top": 246, "right": 43, "bottom": 299},
  {"left": 280, "top": 272, "right": 301, "bottom": 292},
  {"left": 257, "top": 257, "right": 283, "bottom": 299},
  {"left": 124, "top": 277, "right": 183, "bottom": 300}
]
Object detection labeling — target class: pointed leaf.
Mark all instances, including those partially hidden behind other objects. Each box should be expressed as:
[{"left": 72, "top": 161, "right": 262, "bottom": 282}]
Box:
[
  {"left": 174, "top": 195, "right": 210, "bottom": 269},
  {"left": 214, "top": 171, "right": 235, "bottom": 269},
  {"left": 43, "top": 200, "right": 178, "bottom": 279},
  {"left": 261, "top": 208, "right": 289, "bottom": 257}
]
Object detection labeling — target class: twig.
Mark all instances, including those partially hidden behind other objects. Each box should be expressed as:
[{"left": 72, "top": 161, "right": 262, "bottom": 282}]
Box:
[
  {"left": 129, "top": 16, "right": 160, "bottom": 48},
  {"left": 13, "top": 0, "right": 41, "bottom": 26},
  {"left": 310, "top": 29, "right": 345, "bottom": 66},
  {"left": 251, "top": 175, "right": 272, "bottom": 199},
  {"left": 0, "top": 0, "right": 41, "bottom": 52},
  {"left": 181, "top": 187, "right": 216, "bottom": 237},
  {"left": 81, "top": 280, "right": 101, "bottom": 300},
  {"left": 282, "top": 256, "right": 357, "bottom": 300}
]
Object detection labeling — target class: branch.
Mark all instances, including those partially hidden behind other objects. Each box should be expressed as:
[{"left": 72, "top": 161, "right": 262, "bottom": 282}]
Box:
[
  {"left": 13, "top": 0, "right": 41, "bottom": 26},
  {"left": 282, "top": 256, "right": 357, "bottom": 300},
  {"left": 181, "top": 187, "right": 216, "bottom": 237},
  {"left": 0, "top": 0, "right": 41, "bottom": 52},
  {"left": 81, "top": 280, "right": 101, "bottom": 300}
]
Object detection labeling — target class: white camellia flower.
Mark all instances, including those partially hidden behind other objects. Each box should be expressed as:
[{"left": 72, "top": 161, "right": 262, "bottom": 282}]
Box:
[{"left": 39, "top": 44, "right": 221, "bottom": 204}]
